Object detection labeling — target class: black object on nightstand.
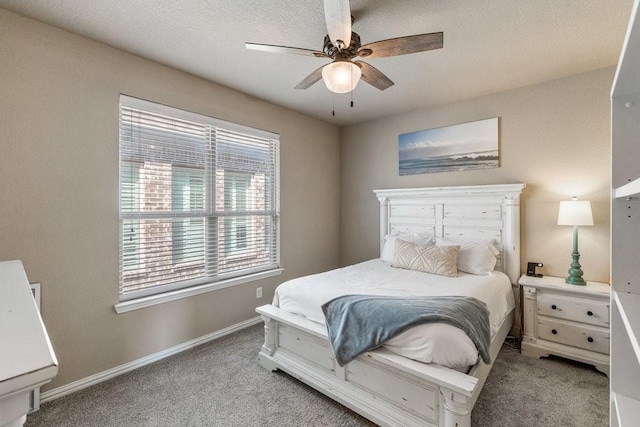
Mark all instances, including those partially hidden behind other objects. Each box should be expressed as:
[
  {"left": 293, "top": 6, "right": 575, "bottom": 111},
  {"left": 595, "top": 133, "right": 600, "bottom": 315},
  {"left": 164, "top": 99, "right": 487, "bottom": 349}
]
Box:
[{"left": 526, "top": 262, "right": 543, "bottom": 277}]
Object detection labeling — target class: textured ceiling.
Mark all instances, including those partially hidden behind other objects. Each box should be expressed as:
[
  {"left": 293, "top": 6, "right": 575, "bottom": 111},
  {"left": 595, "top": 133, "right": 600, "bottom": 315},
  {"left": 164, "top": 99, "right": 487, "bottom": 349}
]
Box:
[{"left": 0, "top": 0, "right": 633, "bottom": 126}]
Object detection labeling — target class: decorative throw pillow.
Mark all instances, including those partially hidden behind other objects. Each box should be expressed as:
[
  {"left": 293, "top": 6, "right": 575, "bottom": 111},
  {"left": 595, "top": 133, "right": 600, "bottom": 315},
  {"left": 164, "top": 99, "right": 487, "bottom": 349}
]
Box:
[
  {"left": 391, "top": 240, "right": 459, "bottom": 277},
  {"left": 380, "top": 233, "right": 434, "bottom": 262},
  {"left": 435, "top": 238, "right": 499, "bottom": 275}
]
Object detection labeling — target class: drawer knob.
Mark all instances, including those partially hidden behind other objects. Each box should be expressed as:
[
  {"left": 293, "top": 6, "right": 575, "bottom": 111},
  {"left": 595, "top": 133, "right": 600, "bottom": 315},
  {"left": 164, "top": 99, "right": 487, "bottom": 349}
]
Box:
[
  {"left": 551, "top": 304, "right": 557, "bottom": 310},
  {"left": 587, "top": 311, "right": 593, "bottom": 316},
  {"left": 551, "top": 329, "right": 558, "bottom": 335},
  {"left": 587, "top": 337, "right": 594, "bottom": 343}
]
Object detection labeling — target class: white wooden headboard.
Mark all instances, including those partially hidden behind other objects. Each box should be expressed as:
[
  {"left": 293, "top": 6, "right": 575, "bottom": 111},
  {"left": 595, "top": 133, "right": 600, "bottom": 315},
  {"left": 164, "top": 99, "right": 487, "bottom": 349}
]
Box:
[{"left": 373, "top": 184, "right": 526, "bottom": 285}]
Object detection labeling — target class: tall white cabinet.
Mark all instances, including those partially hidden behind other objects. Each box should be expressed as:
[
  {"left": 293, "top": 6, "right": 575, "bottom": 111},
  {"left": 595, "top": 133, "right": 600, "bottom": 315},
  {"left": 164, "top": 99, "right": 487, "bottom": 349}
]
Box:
[{"left": 611, "top": 0, "right": 640, "bottom": 425}]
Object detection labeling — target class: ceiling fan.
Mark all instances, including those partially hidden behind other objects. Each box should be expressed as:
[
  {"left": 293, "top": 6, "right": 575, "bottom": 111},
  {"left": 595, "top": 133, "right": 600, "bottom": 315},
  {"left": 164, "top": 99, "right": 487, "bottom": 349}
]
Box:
[{"left": 246, "top": 0, "right": 443, "bottom": 94}]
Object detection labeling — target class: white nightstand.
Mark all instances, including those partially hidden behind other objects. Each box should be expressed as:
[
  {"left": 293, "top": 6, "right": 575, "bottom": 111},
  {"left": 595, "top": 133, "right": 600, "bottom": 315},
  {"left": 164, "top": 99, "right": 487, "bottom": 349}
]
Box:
[{"left": 519, "top": 274, "right": 610, "bottom": 376}]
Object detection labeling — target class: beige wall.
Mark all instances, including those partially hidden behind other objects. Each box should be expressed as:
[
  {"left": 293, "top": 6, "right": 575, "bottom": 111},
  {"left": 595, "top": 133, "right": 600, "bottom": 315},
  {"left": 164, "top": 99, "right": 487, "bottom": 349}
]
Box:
[
  {"left": 340, "top": 68, "right": 612, "bottom": 284},
  {"left": 0, "top": 9, "right": 340, "bottom": 390}
]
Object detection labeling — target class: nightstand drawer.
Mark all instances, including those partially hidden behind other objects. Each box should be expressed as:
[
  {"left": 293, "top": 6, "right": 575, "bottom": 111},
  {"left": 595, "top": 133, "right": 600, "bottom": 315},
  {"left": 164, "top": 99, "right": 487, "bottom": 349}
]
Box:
[
  {"left": 537, "top": 293, "right": 609, "bottom": 327},
  {"left": 537, "top": 318, "right": 609, "bottom": 355}
]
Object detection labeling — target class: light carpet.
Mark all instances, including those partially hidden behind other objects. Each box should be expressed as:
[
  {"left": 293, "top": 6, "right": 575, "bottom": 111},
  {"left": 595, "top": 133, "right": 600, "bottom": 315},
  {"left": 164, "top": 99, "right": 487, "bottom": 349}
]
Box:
[{"left": 26, "top": 324, "right": 608, "bottom": 426}]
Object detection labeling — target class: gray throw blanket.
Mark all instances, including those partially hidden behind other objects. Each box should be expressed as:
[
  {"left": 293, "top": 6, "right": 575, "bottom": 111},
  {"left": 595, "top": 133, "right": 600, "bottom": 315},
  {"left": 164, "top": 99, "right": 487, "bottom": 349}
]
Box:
[{"left": 321, "top": 295, "right": 491, "bottom": 367}]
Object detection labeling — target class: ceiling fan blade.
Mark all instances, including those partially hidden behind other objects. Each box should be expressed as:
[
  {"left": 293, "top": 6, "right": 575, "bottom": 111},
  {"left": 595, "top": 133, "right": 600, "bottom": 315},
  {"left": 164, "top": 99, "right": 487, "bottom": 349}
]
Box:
[
  {"left": 294, "top": 65, "right": 326, "bottom": 89},
  {"left": 355, "top": 61, "right": 394, "bottom": 91},
  {"left": 324, "top": 0, "right": 352, "bottom": 48},
  {"left": 245, "top": 42, "right": 327, "bottom": 58},
  {"left": 358, "top": 32, "right": 443, "bottom": 59}
]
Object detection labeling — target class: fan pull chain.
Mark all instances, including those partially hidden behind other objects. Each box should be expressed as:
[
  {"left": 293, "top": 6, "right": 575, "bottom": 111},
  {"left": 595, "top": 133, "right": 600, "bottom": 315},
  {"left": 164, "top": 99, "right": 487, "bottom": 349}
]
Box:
[
  {"left": 330, "top": 92, "right": 355, "bottom": 116},
  {"left": 350, "top": 66, "right": 354, "bottom": 108},
  {"left": 332, "top": 93, "right": 335, "bottom": 116}
]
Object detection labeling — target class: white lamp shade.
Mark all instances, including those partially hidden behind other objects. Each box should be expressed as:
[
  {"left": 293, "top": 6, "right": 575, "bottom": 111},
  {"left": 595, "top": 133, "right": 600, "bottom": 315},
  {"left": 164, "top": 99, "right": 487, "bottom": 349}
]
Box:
[
  {"left": 557, "top": 199, "right": 594, "bottom": 226},
  {"left": 322, "top": 60, "right": 361, "bottom": 94}
]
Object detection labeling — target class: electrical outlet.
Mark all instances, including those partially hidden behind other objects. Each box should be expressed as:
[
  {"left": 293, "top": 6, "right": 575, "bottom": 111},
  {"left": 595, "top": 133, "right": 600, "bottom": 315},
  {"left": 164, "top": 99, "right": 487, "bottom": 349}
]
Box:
[{"left": 256, "top": 287, "right": 263, "bottom": 299}]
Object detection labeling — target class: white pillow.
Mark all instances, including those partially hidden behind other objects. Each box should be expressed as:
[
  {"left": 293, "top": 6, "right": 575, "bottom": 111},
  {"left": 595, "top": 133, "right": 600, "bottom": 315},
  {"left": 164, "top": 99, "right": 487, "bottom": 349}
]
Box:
[
  {"left": 435, "top": 238, "right": 499, "bottom": 275},
  {"left": 381, "top": 233, "right": 434, "bottom": 263}
]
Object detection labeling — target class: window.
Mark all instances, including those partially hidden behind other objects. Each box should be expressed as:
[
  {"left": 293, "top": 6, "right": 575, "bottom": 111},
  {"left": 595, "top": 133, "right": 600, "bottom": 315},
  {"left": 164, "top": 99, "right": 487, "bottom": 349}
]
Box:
[
  {"left": 224, "top": 172, "right": 251, "bottom": 254},
  {"left": 172, "top": 166, "right": 205, "bottom": 264},
  {"left": 121, "top": 162, "right": 140, "bottom": 270},
  {"left": 118, "top": 95, "right": 280, "bottom": 302}
]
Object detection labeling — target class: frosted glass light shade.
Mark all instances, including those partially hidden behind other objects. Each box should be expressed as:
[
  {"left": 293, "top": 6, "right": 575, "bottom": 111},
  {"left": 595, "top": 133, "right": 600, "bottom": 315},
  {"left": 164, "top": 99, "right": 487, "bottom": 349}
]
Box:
[
  {"left": 557, "top": 198, "right": 594, "bottom": 226},
  {"left": 322, "top": 60, "right": 361, "bottom": 94}
]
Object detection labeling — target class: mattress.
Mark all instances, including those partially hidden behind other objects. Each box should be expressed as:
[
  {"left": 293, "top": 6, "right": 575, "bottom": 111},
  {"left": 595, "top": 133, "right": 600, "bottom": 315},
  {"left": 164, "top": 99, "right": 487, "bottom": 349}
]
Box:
[{"left": 273, "top": 259, "right": 515, "bottom": 370}]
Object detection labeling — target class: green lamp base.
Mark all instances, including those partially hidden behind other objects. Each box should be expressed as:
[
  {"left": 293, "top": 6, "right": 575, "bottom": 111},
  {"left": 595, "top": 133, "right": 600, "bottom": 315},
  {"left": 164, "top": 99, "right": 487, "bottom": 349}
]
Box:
[{"left": 565, "top": 250, "right": 587, "bottom": 286}]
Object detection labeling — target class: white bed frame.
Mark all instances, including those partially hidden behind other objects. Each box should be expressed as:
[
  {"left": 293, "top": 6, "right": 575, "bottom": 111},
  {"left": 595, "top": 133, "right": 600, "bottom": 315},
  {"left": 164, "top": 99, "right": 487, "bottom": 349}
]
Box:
[{"left": 257, "top": 183, "right": 525, "bottom": 427}]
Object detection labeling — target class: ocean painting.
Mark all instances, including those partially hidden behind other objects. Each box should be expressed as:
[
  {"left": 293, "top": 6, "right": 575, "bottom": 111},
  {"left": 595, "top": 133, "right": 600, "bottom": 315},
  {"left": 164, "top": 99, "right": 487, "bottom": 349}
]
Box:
[{"left": 399, "top": 118, "right": 499, "bottom": 175}]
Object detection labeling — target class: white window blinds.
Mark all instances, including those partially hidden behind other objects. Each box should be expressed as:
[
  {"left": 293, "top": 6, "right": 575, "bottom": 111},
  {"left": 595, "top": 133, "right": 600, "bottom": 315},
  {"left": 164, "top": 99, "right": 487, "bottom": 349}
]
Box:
[{"left": 119, "top": 95, "right": 280, "bottom": 301}]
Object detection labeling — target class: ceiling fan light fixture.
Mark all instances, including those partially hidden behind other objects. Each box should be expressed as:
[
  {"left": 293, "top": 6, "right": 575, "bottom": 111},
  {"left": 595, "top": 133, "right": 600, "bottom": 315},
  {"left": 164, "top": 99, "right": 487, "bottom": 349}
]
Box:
[{"left": 321, "top": 60, "right": 361, "bottom": 93}]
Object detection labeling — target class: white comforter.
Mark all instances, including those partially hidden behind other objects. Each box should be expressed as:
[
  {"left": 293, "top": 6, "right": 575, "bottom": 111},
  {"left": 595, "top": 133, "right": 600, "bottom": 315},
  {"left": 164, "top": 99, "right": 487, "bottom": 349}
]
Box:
[{"left": 273, "top": 259, "right": 515, "bottom": 369}]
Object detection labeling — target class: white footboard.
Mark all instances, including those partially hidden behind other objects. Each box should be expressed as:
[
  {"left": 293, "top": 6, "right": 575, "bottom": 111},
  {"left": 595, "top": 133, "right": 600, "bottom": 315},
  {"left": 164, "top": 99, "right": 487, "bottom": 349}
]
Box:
[{"left": 257, "top": 304, "right": 514, "bottom": 427}]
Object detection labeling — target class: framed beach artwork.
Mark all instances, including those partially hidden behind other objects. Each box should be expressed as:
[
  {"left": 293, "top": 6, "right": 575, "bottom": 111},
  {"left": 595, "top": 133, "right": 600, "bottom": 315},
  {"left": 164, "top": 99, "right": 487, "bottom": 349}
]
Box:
[{"left": 398, "top": 117, "right": 499, "bottom": 175}]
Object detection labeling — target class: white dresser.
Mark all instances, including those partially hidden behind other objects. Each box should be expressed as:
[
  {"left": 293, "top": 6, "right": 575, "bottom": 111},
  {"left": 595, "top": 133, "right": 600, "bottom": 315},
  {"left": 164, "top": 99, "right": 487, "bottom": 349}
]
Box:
[
  {"left": 0, "top": 260, "right": 58, "bottom": 427},
  {"left": 519, "top": 274, "right": 610, "bottom": 376}
]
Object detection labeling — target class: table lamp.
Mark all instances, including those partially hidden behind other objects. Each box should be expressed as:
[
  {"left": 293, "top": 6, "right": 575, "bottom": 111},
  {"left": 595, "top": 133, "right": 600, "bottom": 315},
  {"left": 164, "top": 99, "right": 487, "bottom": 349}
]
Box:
[{"left": 557, "top": 197, "right": 593, "bottom": 285}]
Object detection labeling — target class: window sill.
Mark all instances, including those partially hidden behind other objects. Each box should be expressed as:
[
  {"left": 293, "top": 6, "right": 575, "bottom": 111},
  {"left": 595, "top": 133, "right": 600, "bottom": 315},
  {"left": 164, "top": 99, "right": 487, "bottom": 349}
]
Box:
[{"left": 114, "top": 268, "right": 284, "bottom": 314}]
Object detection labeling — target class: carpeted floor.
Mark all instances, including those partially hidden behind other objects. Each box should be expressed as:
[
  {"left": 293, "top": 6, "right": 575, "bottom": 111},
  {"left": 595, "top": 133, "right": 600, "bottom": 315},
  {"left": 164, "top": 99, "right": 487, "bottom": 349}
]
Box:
[{"left": 26, "top": 324, "right": 608, "bottom": 427}]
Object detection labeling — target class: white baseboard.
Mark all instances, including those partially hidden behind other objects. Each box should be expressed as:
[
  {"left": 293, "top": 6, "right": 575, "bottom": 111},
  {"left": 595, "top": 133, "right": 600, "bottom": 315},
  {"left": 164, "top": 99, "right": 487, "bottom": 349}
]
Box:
[{"left": 41, "top": 316, "right": 263, "bottom": 403}]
